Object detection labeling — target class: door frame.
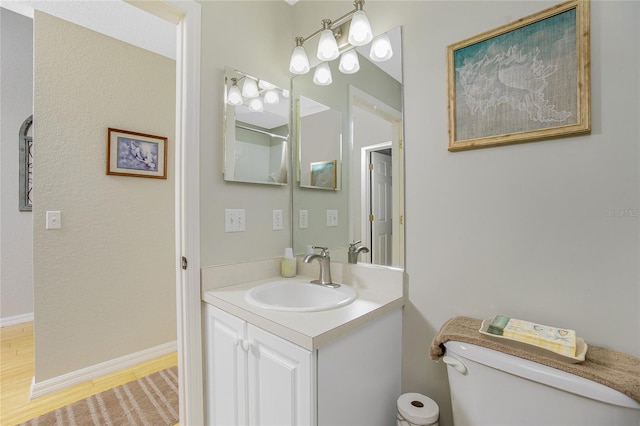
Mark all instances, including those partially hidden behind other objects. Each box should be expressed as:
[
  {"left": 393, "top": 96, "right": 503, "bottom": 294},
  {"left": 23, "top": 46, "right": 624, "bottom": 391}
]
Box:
[{"left": 129, "top": 1, "right": 203, "bottom": 423}]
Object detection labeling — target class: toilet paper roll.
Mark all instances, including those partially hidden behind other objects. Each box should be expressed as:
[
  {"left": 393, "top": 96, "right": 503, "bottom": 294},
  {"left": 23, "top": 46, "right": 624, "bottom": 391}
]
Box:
[{"left": 397, "top": 393, "right": 439, "bottom": 425}]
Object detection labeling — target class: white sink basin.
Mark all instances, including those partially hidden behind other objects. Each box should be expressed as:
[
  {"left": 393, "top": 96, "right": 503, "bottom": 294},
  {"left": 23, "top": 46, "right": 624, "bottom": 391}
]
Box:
[{"left": 245, "top": 279, "right": 357, "bottom": 312}]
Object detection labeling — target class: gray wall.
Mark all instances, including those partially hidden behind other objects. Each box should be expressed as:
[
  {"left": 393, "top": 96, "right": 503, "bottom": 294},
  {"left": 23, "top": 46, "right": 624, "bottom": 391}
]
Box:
[
  {"left": 198, "top": 1, "right": 293, "bottom": 266},
  {"left": 0, "top": 8, "right": 34, "bottom": 323}
]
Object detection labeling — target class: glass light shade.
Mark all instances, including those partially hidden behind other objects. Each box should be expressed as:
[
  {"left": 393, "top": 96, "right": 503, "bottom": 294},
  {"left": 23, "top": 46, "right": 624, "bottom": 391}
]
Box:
[
  {"left": 258, "top": 80, "right": 276, "bottom": 90},
  {"left": 339, "top": 49, "right": 360, "bottom": 74},
  {"left": 317, "top": 29, "right": 339, "bottom": 61},
  {"left": 227, "top": 84, "right": 243, "bottom": 106},
  {"left": 348, "top": 10, "right": 373, "bottom": 46},
  {"left": 313, "top": 63, "right": 333, "bottom": 86},
  {"left": 263, "top": 89, "right": 279, "bottom": 104},
  {"left": 248, "top": 97, "right": 263, "bottom": 112},
  {"left": 369, "top": 33, "right": 393, "bottom": 62},
  {"left": 289, "top": 46, "right": 310, "bottom": 74},
  {"left": 282, "top": 89, "right": 290, "bottom": 99},
  {"left": 242, "top": 78, "right": 259, "bottom": 98}
]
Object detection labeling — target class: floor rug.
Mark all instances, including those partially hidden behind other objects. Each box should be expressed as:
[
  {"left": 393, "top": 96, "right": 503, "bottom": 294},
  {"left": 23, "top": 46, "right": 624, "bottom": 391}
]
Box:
[{"left": 19, "top": 366, "right": 179, "bottom": 426}]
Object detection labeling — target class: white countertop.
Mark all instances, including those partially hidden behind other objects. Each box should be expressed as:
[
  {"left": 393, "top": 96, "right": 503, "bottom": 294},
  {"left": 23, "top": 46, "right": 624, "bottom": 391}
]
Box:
[{"left": 202, "top": 274, "right": 404, "bottom": 351}]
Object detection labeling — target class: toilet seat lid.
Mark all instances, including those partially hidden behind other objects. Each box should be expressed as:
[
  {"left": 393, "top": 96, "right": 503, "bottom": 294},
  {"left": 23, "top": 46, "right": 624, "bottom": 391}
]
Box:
[{"left": 397, "top": 392, "right": 439, "bottom": 424}]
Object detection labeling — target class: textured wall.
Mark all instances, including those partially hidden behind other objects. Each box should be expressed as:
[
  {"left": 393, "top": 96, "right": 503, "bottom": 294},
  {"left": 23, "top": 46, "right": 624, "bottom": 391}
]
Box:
[
  {"left": 33, "top": 11, "right": 176, "bottom": 381},
  {"left": 0, "top": 8, "right": 34, "bottom": 322}
]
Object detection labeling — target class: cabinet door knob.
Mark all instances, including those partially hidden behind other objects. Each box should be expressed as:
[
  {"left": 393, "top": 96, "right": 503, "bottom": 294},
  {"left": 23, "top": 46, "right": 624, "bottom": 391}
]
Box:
[{"left": 240, "top": 339, "right": 250, "bottom": 352}]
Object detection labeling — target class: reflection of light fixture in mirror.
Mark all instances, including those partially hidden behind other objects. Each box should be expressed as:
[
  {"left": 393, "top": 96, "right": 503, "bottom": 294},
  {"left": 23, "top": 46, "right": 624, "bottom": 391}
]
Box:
[
  {"left": 317, "top": 19, "right": 339, "bottom": 61},
  {"left": 369, "top": 33, "right": 393, "bottom": 62},
  {"left": 248, "top": 97, "right": 264, "bottom": 112},
  {"left": 347, "top": 1, "right": 372, "bottom": 46},
  {"left": 242, "top": 77, "right": 259, "bottom": 98},
  {"left": 263, "top": 89, "right": 280, "bottom": 104},
  {"left": 339, "top": 49, "right": 360, "bottom": 74},
  {"left": 289, "top": 37, "right": 310, "bottom": 75},
  {"left": 313, "top": 63, "right": 333, "bottom": 86},
  {"left": 227, "top": 78, "right": 243, "bottom": 106}
]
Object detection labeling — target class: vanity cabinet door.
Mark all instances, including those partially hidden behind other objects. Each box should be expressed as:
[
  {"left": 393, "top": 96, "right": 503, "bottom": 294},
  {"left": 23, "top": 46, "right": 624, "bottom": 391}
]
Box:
[
  {"left": 204, "top": 305, "right": 248, "bottom": 426},
  {"left": 247, "top": 324, "right": 314, "bottom": 426}
]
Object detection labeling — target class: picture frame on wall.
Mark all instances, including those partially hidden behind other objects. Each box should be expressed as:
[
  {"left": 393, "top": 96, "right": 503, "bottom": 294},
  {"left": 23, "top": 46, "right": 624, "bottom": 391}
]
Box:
[
  {"left": 310, "top": 160, "right": 337, "bottom": 190},
  {"left": 107, "top": 128, "right": 168, "bottom": 179},
  {"left": 447, "top": 0, "right": 590, "bottom": 151}
]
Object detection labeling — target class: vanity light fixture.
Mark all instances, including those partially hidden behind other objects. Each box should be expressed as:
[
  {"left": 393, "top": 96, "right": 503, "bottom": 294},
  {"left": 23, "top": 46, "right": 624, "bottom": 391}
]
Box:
[
  {"left": 289, "top": 0, "right": 390, "bottom": 86},
  {"left": 226, "top": 73, "right": 283, "bottom": 110}
]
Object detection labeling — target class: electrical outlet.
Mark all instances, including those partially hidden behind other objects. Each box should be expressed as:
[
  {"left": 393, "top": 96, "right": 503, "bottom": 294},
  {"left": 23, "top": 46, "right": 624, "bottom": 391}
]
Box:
[
  {"left": 299, "top": 210, "right": 308, "bottom": 229},
  {"left": 273, "top": 210, "right": 283, "bottom": 230},
  {"left": 46, "top": 211, "right": 61, "bottom": 229},
  {"left": 326, "top": 209, "right": 338, "bottom": 227},
  {"left": 225, "top": 209, "right": 245, "bottom": 232}
]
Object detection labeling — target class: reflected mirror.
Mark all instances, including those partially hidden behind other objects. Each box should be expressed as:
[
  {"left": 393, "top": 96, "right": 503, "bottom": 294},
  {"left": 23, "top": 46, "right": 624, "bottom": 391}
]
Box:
[
  {"left": 292, "top": 26, "right": 404, "bottom": 268},
  {"left": 224, "top": 66, "right": 290, "bottom": 185}
]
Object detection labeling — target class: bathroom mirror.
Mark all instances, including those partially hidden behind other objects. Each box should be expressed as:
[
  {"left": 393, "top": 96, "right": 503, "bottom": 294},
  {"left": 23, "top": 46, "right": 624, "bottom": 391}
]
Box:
[
  {"left": 291, "top": 26, "right": 404, "bottom": 267},
  {"left": 297, "top": 95, "right": 342, "bottom": 190},
  {"left": 223, "top": 66, "right": 290, "bottom": 185}
]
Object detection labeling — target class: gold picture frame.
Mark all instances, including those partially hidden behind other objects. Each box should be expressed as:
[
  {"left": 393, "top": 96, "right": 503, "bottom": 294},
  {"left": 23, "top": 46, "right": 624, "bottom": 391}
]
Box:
[
  {"left": 310, "top": 160, "right": 337, "bottom": 190},
  {"left": 447, "top": 0, "right": 590, "bottom": 151}
]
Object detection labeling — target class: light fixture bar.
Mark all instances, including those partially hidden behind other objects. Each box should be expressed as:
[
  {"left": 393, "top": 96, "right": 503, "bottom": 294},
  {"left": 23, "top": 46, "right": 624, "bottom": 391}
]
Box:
[{"left": 296, "top": 0, "right": 365, "bottom": 46}]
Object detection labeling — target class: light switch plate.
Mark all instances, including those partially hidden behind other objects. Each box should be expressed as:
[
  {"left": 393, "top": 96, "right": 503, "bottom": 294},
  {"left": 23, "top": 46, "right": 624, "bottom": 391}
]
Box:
[
  {"left": 299, "top": 210, "right": 308, "bottom": 229},
  {"left": 272, "top": 210, "right": 283, "bottom": 230},
  {"left": 326, "top": 209, "right": 338, "bottom": 227},
  {"left": 225, "top": 209, "right": 245, "bottom": 232},
  {"left": 46, "top": 211, "right": 61, "bottom": 229}
]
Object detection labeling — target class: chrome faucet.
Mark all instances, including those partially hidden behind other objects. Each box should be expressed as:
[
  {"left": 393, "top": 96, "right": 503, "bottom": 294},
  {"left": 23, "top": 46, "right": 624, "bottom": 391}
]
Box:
[
  {"left": 303, "top": 246, "right": 339, "bottom": 288},
  {"left": 348, "top": 241, "right": 370, "bottom": 264}
]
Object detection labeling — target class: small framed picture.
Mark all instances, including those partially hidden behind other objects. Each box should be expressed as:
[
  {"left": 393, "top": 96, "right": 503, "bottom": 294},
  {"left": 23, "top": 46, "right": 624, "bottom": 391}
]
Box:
[
  {"left": 310, "top": 160, "right": 337, "bottom": 190},
  {"left": 107, "top": 128, "right": 167, "bottom": 179}
]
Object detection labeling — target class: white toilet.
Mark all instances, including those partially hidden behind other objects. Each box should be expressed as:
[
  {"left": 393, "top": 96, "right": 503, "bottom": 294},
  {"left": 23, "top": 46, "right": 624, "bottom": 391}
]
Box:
[
  {"left": 396, "top": 392, "right": 439, "bottom": 426},
  {"left": 443, "top": 340, "right": 640, "bottom": 425}
]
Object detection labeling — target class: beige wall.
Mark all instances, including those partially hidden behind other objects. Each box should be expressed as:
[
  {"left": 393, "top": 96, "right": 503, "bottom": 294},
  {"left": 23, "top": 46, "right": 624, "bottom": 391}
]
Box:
[
  {"left": 33, "top": 11, "right": 176, "bottom": 381},
  {"left": 198, "top": 1, "right": 293, "bottom": 266},
  {"left": 290, "top": 2, "right": 639, "bottom": 425}
]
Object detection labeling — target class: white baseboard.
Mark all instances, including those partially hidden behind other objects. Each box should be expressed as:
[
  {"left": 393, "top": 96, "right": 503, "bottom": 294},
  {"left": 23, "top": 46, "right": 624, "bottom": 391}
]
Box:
[
  {"left": 1, "top": 312, "right": 34, "bottom": 327},
  {"left": 30, "top": 340, "right": 177, "bottom": 400}
]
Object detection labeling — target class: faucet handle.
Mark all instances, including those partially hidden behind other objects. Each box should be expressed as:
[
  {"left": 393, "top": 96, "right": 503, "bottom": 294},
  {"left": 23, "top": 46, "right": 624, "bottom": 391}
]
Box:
[
  {"left": 312, "top": 245, "right": 330, "bottom": 256},
  {"left": 349, "top": 241, "right": 362, "bottom": 250}
]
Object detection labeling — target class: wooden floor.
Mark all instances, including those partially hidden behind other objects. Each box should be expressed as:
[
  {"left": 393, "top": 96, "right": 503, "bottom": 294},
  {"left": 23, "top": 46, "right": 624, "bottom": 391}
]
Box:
[{"left": 0, "top": 322, "right": 178, "bottom": 425}]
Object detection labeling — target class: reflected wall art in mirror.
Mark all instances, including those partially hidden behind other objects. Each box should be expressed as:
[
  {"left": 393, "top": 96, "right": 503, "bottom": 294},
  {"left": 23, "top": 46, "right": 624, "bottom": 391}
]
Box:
[{"left": 223, "top": 66, "right": 290, "bottom": 185}]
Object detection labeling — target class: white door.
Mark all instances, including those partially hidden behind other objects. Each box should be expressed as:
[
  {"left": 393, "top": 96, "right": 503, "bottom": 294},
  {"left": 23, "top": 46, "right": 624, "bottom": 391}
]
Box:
[
  {"left": 370, "top": 151, "right": 393, "bottom": 266},
  {"left": 247, "top": 324, "right": 314, "bottom": 426},
  {"left": 204, "top": 305, "right": 248, "bottom": 426}
]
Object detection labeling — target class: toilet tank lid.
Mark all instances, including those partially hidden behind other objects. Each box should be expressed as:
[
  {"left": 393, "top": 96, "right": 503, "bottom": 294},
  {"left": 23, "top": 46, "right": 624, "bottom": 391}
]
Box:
[{"left": 444, "top": 341, "right": 640, "bottom": 410}]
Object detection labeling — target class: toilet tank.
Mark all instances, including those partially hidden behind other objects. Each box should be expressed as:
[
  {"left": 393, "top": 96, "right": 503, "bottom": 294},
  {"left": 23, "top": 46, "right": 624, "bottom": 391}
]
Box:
[{"left": 443, "top": 341, "right": 640, "bottom": 426}]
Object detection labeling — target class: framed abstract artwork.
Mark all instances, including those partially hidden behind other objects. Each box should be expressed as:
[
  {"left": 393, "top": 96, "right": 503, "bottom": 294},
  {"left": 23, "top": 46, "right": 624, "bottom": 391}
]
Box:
[
  {"left": 447, "top": 0, "right": 590, "bottom": 151},
  {"left": 107, "top": 128, "right": 167, "bottom": 179},
  {"left": 310, "top": 160, "right": 337, "bottom": 190}
]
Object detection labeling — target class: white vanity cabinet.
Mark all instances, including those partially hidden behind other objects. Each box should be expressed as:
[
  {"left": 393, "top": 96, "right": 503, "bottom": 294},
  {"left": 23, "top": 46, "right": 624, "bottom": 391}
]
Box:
[
  {"left": 204, "top": 303, "right": 402, "bottom": 426},
  {"left": 204, "top": 305, "right": 314, "bottom": 426}
]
